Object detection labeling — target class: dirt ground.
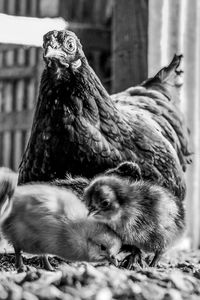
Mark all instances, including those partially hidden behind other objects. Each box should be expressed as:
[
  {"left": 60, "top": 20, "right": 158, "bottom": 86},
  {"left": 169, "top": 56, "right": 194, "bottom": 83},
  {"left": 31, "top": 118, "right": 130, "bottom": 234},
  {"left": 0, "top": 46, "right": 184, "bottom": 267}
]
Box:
[{"left": 0, "top": 249, "right": 200, "bottom": 300}]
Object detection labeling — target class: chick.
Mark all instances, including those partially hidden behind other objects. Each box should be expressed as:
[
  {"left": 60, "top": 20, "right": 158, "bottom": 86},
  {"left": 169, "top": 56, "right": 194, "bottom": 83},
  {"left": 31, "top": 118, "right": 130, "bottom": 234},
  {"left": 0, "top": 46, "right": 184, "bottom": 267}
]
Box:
[
  {"left": 84, "top": 168, "right": 185, "bottom": 267},
  {"left": 0, "top": 168, "right": 121, "bottom": 271}
]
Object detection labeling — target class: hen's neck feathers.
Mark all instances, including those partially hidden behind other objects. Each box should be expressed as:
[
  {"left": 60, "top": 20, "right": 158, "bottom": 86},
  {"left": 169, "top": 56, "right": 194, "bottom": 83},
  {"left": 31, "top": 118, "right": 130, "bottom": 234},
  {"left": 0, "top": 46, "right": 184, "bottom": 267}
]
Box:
[{"left": 38, "top": 57, "right": 115, "bottom": 126}]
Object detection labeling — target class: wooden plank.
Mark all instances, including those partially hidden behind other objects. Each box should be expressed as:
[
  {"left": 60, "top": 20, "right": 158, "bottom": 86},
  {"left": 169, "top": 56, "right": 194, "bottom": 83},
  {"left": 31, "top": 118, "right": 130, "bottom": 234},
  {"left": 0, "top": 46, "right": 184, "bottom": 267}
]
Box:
[
  {"left": 5, "top": 50, "right": 14, "bottom": 66},
  {"left": 27, "top": 79, "right": 35, "bottom": 109},
  {"left": 16, "top": 80, "right": 24, "bottom": 111},
  {"left": 112, "top": 0, "right": 148, "bottom": 92},
  {"left": 0, "top": 66, "right": 36, "bottom": 79},
  {"left": 148, "top": 0, "right": 163, "bottom": 76},
  {"left": 4, "top": 82, "right": 12, "bottom": 113},
  {"left": 167, "top": 0, "right": 182, "bottom": 61},
  {"left": 13, "top": 131, "right": 22, "bottom": 171},
  {"left": 30, "top": 0, "right": 38, "bottom": 16},
  {"left": 17, "top": 48, "right": 26, "bottom": 65},
  {"left": 0, "top": 132, "right": 3, "bottom": 165},
  {"left": 29, "top": 48, "right": 37, "bottom": 66},
  {"left": 0, "top": 110, "right": 34, "bottom": 132},
  {"left": 0, "top": 0, "right": 4, "bottom": 12},
  {"left": 39, "top": 0, "right": 60, "bottom": 17},
  {"left": 183, "top": 0, "right": 200, "bottom": 248},
  {"left": 18, "top": 0, "right": 26, "bottom": 15},
  {"left": 2, "top": 132, "right": 11, "bottom": 167},
  {"left": 8, "top": 0, "right": 15, "bottom": 14}
]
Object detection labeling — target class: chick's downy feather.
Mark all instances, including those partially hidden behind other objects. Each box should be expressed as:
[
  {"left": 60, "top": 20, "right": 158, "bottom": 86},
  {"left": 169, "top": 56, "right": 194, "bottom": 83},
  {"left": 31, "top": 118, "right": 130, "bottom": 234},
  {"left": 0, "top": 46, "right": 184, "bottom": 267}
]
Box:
[{"left": 18, "top": 30, "right": 192, "bottom": 200}]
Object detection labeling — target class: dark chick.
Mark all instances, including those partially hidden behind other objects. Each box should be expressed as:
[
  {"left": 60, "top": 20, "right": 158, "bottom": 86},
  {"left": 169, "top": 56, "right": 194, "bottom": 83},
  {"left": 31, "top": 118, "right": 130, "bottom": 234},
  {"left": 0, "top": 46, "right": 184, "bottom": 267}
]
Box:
[
  {"left": 18, "top": 29, "right": 192, "bottom": 204},
  {"left": 0, "top": 168, "right": 121, "bottom": 271},
  {"left": 84, "top": 174, "right": 185, "bottom": 267}
]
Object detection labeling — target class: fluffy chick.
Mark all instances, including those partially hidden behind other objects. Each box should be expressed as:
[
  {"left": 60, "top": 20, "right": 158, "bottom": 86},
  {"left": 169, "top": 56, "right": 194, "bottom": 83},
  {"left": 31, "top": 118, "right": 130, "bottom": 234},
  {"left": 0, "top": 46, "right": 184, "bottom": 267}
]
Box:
[
  {"left": 0, "top": 168, "right": 121, "bottom": 271},
  {"left": 84, "top": 172, "right": 185, "bottom": 267}
]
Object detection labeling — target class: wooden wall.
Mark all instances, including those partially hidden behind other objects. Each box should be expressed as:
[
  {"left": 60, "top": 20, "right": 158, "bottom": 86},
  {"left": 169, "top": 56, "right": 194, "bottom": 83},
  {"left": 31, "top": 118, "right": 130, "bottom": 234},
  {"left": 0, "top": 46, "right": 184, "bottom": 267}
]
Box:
[{"left": 148, "top": 0, "right": 200, "bottom": 248}]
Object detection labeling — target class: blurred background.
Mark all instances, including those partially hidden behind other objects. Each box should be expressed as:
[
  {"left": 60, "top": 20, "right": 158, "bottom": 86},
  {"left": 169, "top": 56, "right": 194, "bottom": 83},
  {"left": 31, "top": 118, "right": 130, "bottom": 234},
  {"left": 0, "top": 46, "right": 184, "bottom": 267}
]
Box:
[{"left": 0, "top": 0, "right": 199, "bottom": 248}]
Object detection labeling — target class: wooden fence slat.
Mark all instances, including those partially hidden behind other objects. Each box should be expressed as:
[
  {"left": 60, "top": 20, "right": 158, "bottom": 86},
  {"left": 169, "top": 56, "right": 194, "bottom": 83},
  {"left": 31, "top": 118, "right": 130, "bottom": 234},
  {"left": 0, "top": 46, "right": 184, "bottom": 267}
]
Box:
[
  {"left": 5, "top": 50, "right": 14, "bottom": 67},
  {"left": 0, "top": 110, "right": 34, "bottom": 132},
  {"left": 0, "top": 0, "right": 4, "bottom": 12},
  {"left": 27, "top": 79, "right": 35, "bottom": 109},
  {"left": 19, "top": 0, "right": 26, "bottom": 15},
  {"left": 183, "top": 0, "right": 200, "bottom": 248},
  {"left": 8, "top": 0, "right": 15, "bottom": 15},
  {"left": 148, "top": 0, "right": 163, "bottom": 76},
  {"left": 3, "top": 132, "right": 11, "bottom": 167},
  {"left": 0, "top": 66, "right": 36, "bottom": 79},
  {"left": 112, "top": 0, "right": 148, "bottom": 92},
  {"left": 4, "top": 82, "right": 12, "bottom": 113},
  {"left": 13, "top": 131, "right": 22, "bottom": 171},
  {"left": 16, "top": 80, "right": 24, "bottom": 111},
  {"left": 17, "top": 48, "right": 26, "bottom": 65}
]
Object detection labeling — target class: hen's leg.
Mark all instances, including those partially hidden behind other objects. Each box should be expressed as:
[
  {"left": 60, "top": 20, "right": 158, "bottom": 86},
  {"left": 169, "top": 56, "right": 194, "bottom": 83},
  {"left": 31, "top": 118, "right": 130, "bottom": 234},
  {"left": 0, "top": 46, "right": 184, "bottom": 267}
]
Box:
[
  {"left": 121, "top": 246, "right": 143, "bottom": 269},
  {"left": 14, "top": 247, "right": 26, "bottom": 272},
  {"left": 149, "top": 251, "right": 162, "bottom": 267},
  {"left": 41, "top": 255, "right": 54, "bottom": 271}
]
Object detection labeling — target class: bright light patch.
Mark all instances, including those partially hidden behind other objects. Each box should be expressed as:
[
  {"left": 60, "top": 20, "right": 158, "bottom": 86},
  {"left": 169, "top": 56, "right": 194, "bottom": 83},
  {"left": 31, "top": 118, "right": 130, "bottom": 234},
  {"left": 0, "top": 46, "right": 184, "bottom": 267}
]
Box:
[{"left": 0, "top": 13, "right": 67, "bottom": 47}]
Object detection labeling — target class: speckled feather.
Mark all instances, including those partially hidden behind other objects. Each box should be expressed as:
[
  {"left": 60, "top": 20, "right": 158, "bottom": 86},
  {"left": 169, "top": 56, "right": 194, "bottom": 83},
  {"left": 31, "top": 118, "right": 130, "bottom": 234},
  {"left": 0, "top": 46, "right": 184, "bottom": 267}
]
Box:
[{"left": 18, "top": 31, "right": 192, "bottom": 200}]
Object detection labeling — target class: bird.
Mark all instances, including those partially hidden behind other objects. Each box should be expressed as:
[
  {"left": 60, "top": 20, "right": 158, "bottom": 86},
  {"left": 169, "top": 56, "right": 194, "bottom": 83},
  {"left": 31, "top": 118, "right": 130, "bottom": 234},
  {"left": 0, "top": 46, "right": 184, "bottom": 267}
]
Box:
[
  {"left": 83, "top": 164, "right": 185, "bottom": 267},
  {"left": 0, "top": 168, "right": 121, "bottom": 271},
  {"left": 18, "top": 30, "right": 192, "bottom": 202}
]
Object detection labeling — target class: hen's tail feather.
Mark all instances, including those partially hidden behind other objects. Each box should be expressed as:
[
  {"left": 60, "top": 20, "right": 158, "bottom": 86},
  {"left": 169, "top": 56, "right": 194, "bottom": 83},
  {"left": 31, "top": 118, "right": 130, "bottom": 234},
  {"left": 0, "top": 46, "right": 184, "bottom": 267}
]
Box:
[
  {"left": 0, "top": 168, "right": 18, "bottom": 220},
  {"left": 142, "top": 54, "right": 183, "bottom": 103}
]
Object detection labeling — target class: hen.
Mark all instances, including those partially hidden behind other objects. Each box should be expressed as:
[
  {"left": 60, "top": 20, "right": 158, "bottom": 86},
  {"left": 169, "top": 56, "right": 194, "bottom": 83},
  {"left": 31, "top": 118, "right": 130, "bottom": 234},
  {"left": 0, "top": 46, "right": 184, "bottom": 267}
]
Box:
[{"left": 18, "top": 30, "right": 192, "bottom": 200}]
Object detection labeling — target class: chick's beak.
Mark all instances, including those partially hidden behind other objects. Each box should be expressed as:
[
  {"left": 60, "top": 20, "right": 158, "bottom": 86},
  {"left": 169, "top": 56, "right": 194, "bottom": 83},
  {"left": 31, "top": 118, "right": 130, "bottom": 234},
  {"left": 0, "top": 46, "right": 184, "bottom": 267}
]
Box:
[{"left": 107, "top": 255, "right": 118, "bottom": 267}]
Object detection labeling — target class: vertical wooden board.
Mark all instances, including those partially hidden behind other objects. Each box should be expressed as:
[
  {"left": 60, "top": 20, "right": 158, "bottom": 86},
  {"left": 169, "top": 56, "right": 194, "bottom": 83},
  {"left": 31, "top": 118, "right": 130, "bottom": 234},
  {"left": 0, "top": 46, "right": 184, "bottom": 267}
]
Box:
[
  {"left": 0, "top": 51, "right": 3, "bottom": 67},
  {"left": 0, "top": 0, "right": 4, "bottom": 12},
  {"left": 39, "top": 0, "right": 59, "bottom": 17},
  {"left": 112, "top": 0, "right": 148, "bottom": 92},
  {"left": 0, "top": 133, "right": 3, "bottom": 165},
  {"left": 0, "top": 81, "right": 3, "bottom": 112},
  {"left": 4, "top": 82, "right": 12, "bottom": 113},
  {"left": 167, "top": 0, "right": 182, "bottom": 61},
  {"left": 8, "top": 0, "right": 15, "bottom": 14},
  {"left": 13, "top": 131, "right": 22, "bottom": 171},
  {"left": 5, "top": 50, "right": 14, "bottom": 67},
  {"left": 30, "top": 0, "right": 38, "bottom": 16},
  {"left": 17, "top": 48, "right": 25, "bottom": 66},
  {"left": 148, "top": 0, "right": 163, "bottom": 76},
  {"left": 27, "top": 79, "right": 35, "bottom": 109},
  {"left": 18, "top": 0, "right": 26, "bottom": 15},
  {"left": 2, "top": 132, "right": 11, "bottom": 167},
  {"left": 182, "top": 0, "right": 200, "bottom": 248},
  {"left": 29, "top": 48, "right": 37, "bottom": 66},
  {"left": 10, "top": 131, "right": 15, "bottom": 170},
  {"left": 16, "top": 80, "right": 24, "bottom": 111}
]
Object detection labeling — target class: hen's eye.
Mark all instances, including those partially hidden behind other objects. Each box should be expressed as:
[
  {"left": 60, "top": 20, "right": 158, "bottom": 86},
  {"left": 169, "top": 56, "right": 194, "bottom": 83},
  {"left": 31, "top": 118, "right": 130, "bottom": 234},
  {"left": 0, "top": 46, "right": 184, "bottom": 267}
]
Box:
[
  {"left": 65, "top": 38, "right": 76, "bottom": 52},
  {"left": 100, "top": 244, "right": 107, "bottom": 251}
]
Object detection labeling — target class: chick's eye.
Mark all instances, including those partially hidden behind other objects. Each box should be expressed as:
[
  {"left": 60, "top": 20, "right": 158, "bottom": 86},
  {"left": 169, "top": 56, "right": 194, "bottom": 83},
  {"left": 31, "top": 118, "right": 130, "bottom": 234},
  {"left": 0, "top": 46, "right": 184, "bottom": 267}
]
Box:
[
  {"left": 65, "top": 38, "right": 76, "bottom": 52},
  {"left": 101, "top": 200, "right": 110, "bottom": 208},
  {"left": 100, "top": 244, "right": 107, "bottom": 251}
]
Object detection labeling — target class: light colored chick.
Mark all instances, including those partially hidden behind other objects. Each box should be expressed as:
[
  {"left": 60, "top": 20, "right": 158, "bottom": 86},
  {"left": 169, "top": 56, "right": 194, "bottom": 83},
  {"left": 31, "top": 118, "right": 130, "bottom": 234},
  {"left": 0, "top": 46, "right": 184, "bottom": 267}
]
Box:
[{"left": 0, "top": 168, "right": 121, "bottom": 271}]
